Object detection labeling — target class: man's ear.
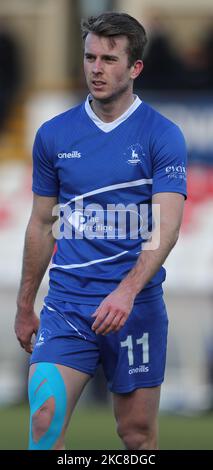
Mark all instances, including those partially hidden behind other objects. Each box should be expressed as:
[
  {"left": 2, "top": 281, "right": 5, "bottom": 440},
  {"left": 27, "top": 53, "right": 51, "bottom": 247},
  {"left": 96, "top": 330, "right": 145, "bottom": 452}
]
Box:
[{"left": 130, "top": 60, "right": 144, "bottom": 80}]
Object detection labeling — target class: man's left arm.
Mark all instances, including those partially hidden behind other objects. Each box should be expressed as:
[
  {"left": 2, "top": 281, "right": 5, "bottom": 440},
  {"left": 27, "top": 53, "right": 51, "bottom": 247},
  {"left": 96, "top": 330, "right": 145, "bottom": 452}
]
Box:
[{"left": 91, "top": 192, "right": 185, "bottom": 335}]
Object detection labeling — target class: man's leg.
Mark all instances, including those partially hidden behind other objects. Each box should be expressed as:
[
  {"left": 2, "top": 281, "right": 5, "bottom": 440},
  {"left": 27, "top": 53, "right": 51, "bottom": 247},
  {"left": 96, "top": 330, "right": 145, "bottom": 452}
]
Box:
[
  {"left": 28, "top": 363, "right": 91, "bottom": 450},
  {"left": 113, "top": 386, "right": 161, "bottom": 450}
]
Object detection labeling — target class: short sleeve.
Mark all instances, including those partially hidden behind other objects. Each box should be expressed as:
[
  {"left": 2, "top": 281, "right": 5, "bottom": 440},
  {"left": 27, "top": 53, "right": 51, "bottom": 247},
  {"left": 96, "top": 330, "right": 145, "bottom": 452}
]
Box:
[
  {"left": 32, "top": 126, "right": 59, "bottom": 197},
  {"left": 152, "top": 124, "right": 187, "bottom": 198}
]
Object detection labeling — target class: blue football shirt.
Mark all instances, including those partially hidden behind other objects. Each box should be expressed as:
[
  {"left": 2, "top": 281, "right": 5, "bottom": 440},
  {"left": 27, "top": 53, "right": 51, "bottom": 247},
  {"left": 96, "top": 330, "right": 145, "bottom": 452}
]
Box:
[{"left": 32, "top": 95, "right": 187, "bottom": 304}]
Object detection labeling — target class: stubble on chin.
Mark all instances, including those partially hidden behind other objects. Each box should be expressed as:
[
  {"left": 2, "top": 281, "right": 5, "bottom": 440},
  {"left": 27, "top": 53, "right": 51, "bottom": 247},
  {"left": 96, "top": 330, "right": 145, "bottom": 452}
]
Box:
[{"left": 89, "top": 84, "right": 130, "bottom": 105}]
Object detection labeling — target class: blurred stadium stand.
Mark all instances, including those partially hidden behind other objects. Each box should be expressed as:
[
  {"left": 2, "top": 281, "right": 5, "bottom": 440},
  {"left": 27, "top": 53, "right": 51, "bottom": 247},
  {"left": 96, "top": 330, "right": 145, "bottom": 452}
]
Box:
[{"left": 0, "top": 0, "right": 213, "bottom": 417}]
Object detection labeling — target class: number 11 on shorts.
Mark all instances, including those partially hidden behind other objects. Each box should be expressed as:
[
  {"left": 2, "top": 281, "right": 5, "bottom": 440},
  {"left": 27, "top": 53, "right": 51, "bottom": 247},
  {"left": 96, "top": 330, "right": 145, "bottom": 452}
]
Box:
[{"left": 120, "top": 333, "right": 149, "bottom": 366}]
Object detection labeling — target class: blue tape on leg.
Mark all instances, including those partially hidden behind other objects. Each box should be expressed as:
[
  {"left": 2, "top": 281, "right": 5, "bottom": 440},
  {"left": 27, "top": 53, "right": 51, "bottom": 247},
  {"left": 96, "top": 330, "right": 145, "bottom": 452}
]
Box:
[{"left": 28, "top": 363, "right": 67, "bottom": 450}]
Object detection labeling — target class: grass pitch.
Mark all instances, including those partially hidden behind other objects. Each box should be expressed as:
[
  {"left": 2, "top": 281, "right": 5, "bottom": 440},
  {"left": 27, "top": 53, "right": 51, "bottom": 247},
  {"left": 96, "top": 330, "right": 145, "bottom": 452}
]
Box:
[{"left": 0, "top": 403, "right": 212, "bottom": 450}]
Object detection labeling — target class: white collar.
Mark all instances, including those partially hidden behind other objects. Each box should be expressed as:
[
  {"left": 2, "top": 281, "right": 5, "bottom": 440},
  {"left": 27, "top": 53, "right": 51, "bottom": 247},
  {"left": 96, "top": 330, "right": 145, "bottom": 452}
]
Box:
[{"left": 85, "top": 94, "right": 142, "bottom": 133}]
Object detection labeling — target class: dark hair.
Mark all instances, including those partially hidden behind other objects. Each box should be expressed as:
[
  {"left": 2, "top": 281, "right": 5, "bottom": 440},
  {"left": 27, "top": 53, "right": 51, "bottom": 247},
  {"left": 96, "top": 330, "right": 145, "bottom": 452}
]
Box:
[{"left": 81, "top": 12, "right": 147, "bottom": 66}]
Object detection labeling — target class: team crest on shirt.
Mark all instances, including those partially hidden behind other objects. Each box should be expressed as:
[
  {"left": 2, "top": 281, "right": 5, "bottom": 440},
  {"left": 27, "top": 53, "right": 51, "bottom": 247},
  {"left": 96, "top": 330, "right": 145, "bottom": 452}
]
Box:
[
  {"left": 124, "top": 144, "right": 145, "bottom": 165},
  {"left": 34, "top": 328, "right": 52, "bottom": 347}
]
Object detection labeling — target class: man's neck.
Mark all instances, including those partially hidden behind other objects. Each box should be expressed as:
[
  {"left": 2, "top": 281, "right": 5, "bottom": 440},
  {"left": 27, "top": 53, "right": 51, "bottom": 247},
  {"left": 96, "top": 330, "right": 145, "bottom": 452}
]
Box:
[{"left": 90, "top": 90, "right": 135, "bottom": 123}]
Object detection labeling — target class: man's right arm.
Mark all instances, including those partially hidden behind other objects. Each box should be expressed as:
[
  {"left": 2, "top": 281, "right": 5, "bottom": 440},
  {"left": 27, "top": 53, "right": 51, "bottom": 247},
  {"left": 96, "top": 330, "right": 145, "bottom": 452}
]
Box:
[{"left": 15, "top": 194, "right": 57, "bottom": 353}]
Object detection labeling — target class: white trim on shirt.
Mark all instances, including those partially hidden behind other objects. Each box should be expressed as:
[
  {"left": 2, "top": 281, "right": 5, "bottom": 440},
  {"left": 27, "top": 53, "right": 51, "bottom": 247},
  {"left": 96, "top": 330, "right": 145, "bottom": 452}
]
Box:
[{"left": 85, "top": 94, "right": 142, "bottom": 133}]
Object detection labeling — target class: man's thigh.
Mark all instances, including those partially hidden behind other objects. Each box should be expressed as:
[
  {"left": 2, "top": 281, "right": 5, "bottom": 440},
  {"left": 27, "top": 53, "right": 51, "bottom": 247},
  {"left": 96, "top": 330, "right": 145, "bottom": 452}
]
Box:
[
  {"left": 99, "top": 297, "right": 168, "bottom": 393},
  {"left": 29, "top": 363, "right": 90, "bottom": 421},
  {"left": 28, "top": 300, "right": 100, "bottom": 449},
  {"left": 29, "top": 363, "right": 91, "bottom": 449}
]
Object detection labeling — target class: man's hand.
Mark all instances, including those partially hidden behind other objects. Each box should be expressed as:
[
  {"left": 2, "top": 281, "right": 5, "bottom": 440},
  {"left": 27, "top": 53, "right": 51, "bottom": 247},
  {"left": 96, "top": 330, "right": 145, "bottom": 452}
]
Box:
[
  {"left": 14, "top": 310, "right": 40, "bottom": 354},
  {"left": 91, "top": 287, "right": 135, "bottom": 335}
]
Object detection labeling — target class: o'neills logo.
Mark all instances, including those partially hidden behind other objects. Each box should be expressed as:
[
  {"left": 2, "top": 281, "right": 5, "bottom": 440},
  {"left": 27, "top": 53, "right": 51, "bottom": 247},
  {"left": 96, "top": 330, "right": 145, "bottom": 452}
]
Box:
[
  {"left": 57, "top": 151, "right": 81, "bottom": 159},
  {"left": 129, "top": 365, "right": 149, "bottom": 374}
]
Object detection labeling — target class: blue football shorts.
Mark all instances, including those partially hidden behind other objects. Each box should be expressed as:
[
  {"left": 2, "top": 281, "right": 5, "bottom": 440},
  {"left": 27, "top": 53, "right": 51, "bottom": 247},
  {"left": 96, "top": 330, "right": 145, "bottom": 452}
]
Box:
[{"left": 30, "top": 296, "right": 168, "bottom": 393}]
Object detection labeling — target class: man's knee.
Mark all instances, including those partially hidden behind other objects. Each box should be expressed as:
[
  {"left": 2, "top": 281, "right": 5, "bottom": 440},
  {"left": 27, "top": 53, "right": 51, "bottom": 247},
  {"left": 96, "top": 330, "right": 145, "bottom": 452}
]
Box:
[
  {"left": 32, "top": 396, "right": 55, "bottom": 442},
  {"left": 117, "top": 420, "right": 158, "bottom": 450}
]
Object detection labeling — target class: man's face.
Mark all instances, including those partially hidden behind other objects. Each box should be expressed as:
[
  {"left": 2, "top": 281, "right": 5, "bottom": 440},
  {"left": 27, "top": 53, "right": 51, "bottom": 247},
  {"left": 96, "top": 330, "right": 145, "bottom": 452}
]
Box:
[{"left": 84, "top": 33, "right": 135, "bottom": 102}]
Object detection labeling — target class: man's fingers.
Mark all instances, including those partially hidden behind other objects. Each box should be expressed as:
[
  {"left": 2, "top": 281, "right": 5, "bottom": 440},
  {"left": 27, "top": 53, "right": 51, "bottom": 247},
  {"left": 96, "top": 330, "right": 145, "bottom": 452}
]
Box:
[
  {"left": 23, "top": 343, "right": 32, "bottom": 353},
  {"left": 91, "top": 295, "right": 132, "bottom": 334},
  {"left": 114, "top": 317, "right": 126, "bottom": 332},
  {"left": 91, "top": 304, "right": 109, "bottom": 331},
  {"left": 19, "top": 340, "right": 32, "bottom": 353},
  {"left": 91, "top": 306, "right": 101, "bottom": 318},
  {"left": 101, "top": 314, "right": 127, "bottom": 335},
  {"left": 101, "top": 315, "right": 121, "bottom": 335},
  {"left": 94, "top": 311, "right": 116, "bottom": 334},
  {"left": 18, "top": 334, "right": 33, "bottom": 353},
  {"left": 94, "top": 309, "right": 125, "bottom": 335}
]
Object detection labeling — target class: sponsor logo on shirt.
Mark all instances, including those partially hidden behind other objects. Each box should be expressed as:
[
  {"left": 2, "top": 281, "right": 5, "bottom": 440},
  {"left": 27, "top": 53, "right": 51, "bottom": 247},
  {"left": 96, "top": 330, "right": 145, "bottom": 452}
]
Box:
[
  {"left": 57, "top": 151, "right": 81, "bottom": 159},
  {"left": 165, "top": 164, "right": 186, "bottom": 180},
  {"left": 52, "top": 200, "right": 161, "bottom": 250}
]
